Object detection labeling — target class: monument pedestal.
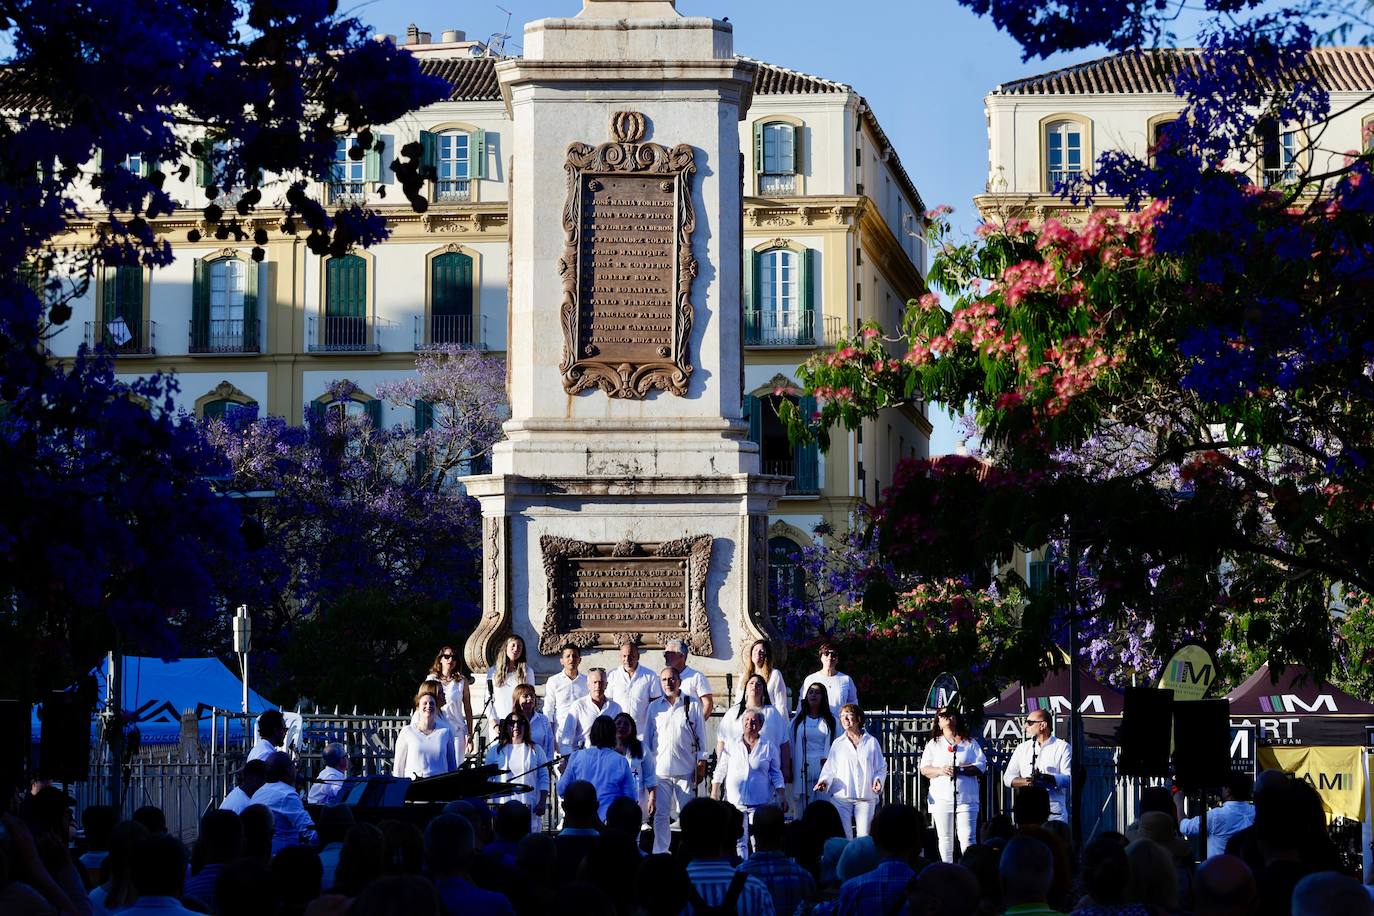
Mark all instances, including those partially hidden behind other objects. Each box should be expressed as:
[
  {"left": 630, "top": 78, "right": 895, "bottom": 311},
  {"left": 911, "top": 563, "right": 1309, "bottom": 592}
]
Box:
[{"left": 463, "top": 0, "right": 783, "bottom": 688}]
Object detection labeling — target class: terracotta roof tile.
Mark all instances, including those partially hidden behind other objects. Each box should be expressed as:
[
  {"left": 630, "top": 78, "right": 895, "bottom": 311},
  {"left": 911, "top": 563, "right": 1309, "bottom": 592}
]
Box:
[
  {"left": 417, "top": 57, "right": 502, "bottom": 101},
  {"left": 994, "top": 46, "right": 1374, "bottom": 96}
]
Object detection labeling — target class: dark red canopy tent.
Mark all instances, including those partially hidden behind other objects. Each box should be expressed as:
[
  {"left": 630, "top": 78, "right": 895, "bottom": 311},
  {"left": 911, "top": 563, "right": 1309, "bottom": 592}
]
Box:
[
  {"left": 981, "top": 665, "right": 1125, "bottom": 745},
  {"left": 1226, "top": 663, "right": 1374, "bottom": 747}
]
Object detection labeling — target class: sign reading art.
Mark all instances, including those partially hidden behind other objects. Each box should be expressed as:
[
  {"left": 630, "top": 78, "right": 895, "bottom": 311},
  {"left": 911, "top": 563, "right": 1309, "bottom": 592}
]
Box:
[
  {"left": 559, "top": 111, "right": 697, "bottom": 398},
  {"left": 539, "top": 534, "right": 712, "bottom": 655}
]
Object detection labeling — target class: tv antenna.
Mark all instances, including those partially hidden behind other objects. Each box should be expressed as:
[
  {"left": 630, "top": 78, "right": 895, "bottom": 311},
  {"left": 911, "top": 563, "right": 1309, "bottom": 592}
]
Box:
[{"left": 484, "top": 6, "right": 513, "bottom": 57}]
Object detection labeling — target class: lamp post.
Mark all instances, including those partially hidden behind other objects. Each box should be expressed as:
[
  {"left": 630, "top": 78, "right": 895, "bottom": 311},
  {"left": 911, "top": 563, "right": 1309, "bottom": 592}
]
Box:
[{"left": 233, "top": 605, "right": 251, "bottom": 715}]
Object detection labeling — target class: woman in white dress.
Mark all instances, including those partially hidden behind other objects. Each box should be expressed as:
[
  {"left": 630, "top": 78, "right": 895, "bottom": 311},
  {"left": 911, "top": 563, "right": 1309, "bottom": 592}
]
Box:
[
  {"left": 742, "top": 639, "right": 789, "bottom": 720},
  {"left": 789, "top": 682, "right": 836, "bottom": 814},
  {"left": 513, "top": 682, "right": 555, "bottom": 761},
  {"left": 613, "top": 712, "right": 656, "bottom": 816},
  {"left": 484, "top": 635, "right": 530, "bottom": 738},
  {"left": 717, "top": 674, "right": 791, "bottom": 785},
  {"left": 425, "top": 644, "right": 473, "bottom": 762},
  {"left": 813, "top": 703, "right": 886, "bottom": 838},
  {"left": 919, "top": 705, "right": 986, "bottom": 862},
  {"left": 484, "top": 711, "right": 550, "bottom": 833},
  {"left": 711, "top": 708, "right": 786, "bottom": 857},
  {"left": 393, "top": 690, "right": 457, "bottom": 779}
]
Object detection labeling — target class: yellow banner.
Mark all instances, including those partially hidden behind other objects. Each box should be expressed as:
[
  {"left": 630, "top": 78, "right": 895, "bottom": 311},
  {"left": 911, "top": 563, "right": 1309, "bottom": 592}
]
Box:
[{"left": 1259, "top": 746, "right": 1367, "bottom": 821}]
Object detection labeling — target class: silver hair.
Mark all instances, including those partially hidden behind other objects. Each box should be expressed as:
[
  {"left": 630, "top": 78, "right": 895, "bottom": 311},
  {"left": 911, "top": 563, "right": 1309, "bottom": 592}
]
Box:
[
  {"left": 664, "top": 638, "right": 689, "bottom": 655},
  {"left": 322, "top": 742, "right": 346, "bottom": 768}
]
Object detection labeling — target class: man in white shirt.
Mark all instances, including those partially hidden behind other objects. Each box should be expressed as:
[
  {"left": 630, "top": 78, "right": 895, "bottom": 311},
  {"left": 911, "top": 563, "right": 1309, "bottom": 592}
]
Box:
[
  {"left": 664, "top": 638, "right": 714, "bottom": 721},
  {"left": 607, "top": 640, "right": 658, "bottom": 735},
  {"left": 1176, "top": 772, "right": 1256, "bottom": 859},
  {"left": 797, "top": 644, "right": 858, "bottom": 723},
  {"left": 248, "top": 752, "right": 317, "bottom": 852},
  {"left": 644, "top": 666, "right": 708, "bottom": 854},
  {"left": 246, "top": 709, "right": 286, "bottom": 763},
  {"left": 560, "top": 667, "right": 622, "bottom": 753},
  {"left": 1001, "top": 710, "right": 1072, "bottom": 822},
  {"left": 220, "top": 759, "right": 266, "bottom": 814},
  {"left": 544, "top": 644, "right": 588, "bottom": 738},
  {"left": 307, "top": 743, "right": 348, "bottom": 806}
]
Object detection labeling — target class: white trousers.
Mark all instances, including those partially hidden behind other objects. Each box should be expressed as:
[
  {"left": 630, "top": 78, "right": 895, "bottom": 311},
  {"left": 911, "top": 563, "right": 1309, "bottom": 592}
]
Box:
[
  {"left": 830, "top": 797, "right": 875, "bottom": 839},
  {"left": 652, "top": 775, "right": 696, "bottom": 854},
  {"left": 931, "top": 805, "right": 977, "bottom": 862}
]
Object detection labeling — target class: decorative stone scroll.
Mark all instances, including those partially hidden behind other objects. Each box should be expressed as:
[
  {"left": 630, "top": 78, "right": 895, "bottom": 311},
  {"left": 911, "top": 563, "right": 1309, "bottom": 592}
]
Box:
[
  {"left": 539, "top": 534, "right": 712, "bottom": 655},
  {"left": 558, "top": 111, "right": 698, "bottom": 398}
]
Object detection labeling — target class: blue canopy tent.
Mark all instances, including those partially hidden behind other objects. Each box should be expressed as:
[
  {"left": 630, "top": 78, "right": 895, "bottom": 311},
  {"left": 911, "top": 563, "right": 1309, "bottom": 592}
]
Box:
[{"left": 30, "top": 656, "right": 277, "bottom": 746}]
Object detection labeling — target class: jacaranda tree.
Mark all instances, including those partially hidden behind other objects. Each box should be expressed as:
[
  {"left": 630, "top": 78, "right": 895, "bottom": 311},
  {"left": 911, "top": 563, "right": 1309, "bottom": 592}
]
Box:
[
  {"left": 791, "top": 0, "right": 1374, "bottom": 687},
  {"left": 0, "top": 1, "right": 449, "bottom": 701}
]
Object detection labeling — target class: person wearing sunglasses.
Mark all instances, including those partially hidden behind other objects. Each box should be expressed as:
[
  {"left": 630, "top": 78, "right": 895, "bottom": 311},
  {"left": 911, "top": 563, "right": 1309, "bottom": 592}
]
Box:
[
  {"left": 484, "top": 711, "right": 549, "bottom": 833},
  {"left": 919, "top": 706, "right": 986, "bottom": 862},
  {"left": 1001, "top": 710, "right": 1072, "bottom": 822},
  {"left": 426, "top": 645, "right": 473, "bottom": 762},
  {"left": 796, "top": 643, "right": 858, "bottom": 725}
]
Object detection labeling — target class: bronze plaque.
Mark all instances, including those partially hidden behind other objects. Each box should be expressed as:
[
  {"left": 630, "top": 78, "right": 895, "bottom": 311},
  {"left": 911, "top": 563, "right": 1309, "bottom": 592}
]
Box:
[
  {"left": 539, "top": 535, "right": 713, "bottom": 655},
  {"left": 560, "top": 111, "right": 697, "bottom": 399}
]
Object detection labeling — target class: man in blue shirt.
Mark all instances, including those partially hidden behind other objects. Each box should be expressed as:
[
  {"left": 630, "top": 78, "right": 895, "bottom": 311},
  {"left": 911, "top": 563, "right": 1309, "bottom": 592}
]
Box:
[
  {"left": 834, "top": 804, "right": 920, "bottom": 915},
  {"left": 1177, "top": 772, "right": 1257, "bottom": 859},
  {"left": 427, "top": 814, "right": 515, "bottom": 916}
]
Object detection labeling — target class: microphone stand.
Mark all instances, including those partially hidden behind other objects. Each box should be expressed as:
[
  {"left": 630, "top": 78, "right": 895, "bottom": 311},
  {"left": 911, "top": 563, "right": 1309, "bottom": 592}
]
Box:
[
  {"left": 948, "top": 737, "right": 960, "bottom": 864},
  {"left": 479, "top": 677, "right": 497, "bottom": 758}
]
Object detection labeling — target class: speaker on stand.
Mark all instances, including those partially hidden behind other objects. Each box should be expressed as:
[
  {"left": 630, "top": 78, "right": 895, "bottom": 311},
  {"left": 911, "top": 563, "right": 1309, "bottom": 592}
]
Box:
[{"left": 1118, "top": 687, "right": 1173, "bottom": 778}]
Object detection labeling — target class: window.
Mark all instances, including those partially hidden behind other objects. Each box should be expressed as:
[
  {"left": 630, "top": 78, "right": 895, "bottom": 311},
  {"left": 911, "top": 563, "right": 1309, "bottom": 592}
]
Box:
[
  {"left": 768, "top": 536, "right": 806, "bottom": 615},
  {"left": 311, "top": 389, "right": 381, "bottom": 429},
  {"left": 421, "top": 128, "right": 488, "bottom": 202},
  {"left": 98, "top": 265, "right": 149, "bottom": 353},
  {"left": 191, "top": 256, "right": 259, "bottom": 353},
  {"left": 746, "top": 247, "right": 817, "bottom": 346},
  {"left": 429, "top": 251, "right": 476, "bottom": 346},
  {"left": 1258, "top": 119, "right": 1299, "bottom": 187},
  {"left": 320, "top": 255, "right": 369, "bottom": 350},
  {"left": 1045, "top": 120, "right": 1084, "bottom": 190},
  {"left": 1028, "top": 558, "right": 1053, "bottom": 593},
  {"left": 330, "top": 134, "right": 381, "bottom": 205},
  {"left": 123, "top": 153, "right": 143, "bottom": 175},
  {"left": 202, "top": 398, "right": 259, "bottom": 422},
  {"left": 754, "top": 121, "right": 801, "bottom": 195},
  {"left": 746, "top": 392, "right": 819, "bottom": 495}
]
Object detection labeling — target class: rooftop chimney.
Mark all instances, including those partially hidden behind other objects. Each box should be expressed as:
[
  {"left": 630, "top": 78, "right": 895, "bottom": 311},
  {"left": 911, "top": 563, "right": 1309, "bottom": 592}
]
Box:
[
  {"left": 441, "top": 29, "right": 465, "bottom": 43},
  {"left": 406, "top": 23, "right": 420, "bottom": 44}
]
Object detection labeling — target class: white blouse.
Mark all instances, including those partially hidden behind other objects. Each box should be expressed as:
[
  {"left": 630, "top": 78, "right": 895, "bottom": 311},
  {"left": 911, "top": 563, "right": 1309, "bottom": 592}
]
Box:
[
  {"left": 712, "top": 737, "right": 784, "bottom": 808},
  {"left": 618, "top": 745, "right": 658, "bottom": 804},
  {"left": 485, "top": 665, "right": 528, "bottom": 732},
  {"left": 791, "top": 715, "right": 834, "bottom": 769},
  {"left": 717, "top": 705, "right": 790, "bottom": 751},
  {"left": 393, "top": 724, "right": 457, "bottom": 778},
  {"left": 526, "top": 710, "right": 556, "bottom": 761},
  {"left": 920, "top": 735, "right": 987, "bottom": 808},
  {"left": 817, "top": 732, "right": 887, "bottom": 801},
  {"left": 765, "top": 668, "right": 789, "bottom": 719},
  {"left": 484, "top": 741, "right": 550, "bottom": 809},
  {"left": 427, "top": 675, "right": 469, "bottom": 742}
]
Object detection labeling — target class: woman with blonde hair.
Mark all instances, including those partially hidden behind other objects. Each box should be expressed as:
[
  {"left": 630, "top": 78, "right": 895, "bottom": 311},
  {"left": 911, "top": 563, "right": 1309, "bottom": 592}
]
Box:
[
  {"left": 484, "top": 635, "right": 529, "bottom": 737},
  {"left": 425, "top": 644, "right": 473, "bottom": 762},
  {"left": 393, "top": 688, "right": 457, "bottom": 778},
  {"left": 742, "top": 638, "right": 789, "bottom": 719}
]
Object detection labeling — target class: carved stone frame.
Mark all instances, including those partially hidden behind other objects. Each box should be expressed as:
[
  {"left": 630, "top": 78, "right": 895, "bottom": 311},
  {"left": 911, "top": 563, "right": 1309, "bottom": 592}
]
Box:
[
  {"left": 538, "top": 534, "right": 713, "bottom": 656},
  {"left": 558, "top": 112, "right": 698, "bottom": 399}
]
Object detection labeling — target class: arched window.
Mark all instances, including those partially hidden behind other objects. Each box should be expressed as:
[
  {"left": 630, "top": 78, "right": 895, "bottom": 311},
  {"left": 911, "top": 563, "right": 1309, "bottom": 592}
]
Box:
[
  {"left": 754, "top": 120, "right": 801, "bottom": 195},
  {"left": 201, "top": 398, "right": 259, "bottom": 422},
  {"left": 322, "top": 255, "right": 368, "bottom": 350},
  {"left": 420, "top": 127, "right": 488, "bottom": 202},
  {"left": 768, "top": 536, "right": 806, "bottom": 615},
  {"left": 745, "top": 387, "right": 819, "bottom": 495},
  {"left": 746, "top": 246, "right": 818, "bottom": 346},
  {"left": 760, "top": 248, "right": 798, "bottom": 330},
  {"left": 191, "top": 256, "right": 259, "bottom": 353},
  {"left": 1045, "top": 120, "right": 1084, "bottom": 190},
  {"left": 430, "top": 251, "right": 475, "bottom": 345}
]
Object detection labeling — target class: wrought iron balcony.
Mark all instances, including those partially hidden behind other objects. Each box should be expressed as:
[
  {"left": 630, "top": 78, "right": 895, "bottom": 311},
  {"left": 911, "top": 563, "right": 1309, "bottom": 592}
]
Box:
[
  {"left": 188, "top": 318, "right": 261, "bottom": 354},
  {"left": 757, "top": 173, "right": 797, "bottom": 196},
  {"left": 763, "top": 457, "right": 820, "bottom": 495},
  {"left": 85, "top": 319, "right": 156, "bottom": 356},
  {"left": 1263, "top": 166, "right": 1299, "bottom": 188},
  {"left": 434, "top": 178, "right": 471, "bottom": 203},
  {"left": 744, "top": 311, "right": 844, "bottom": 348},
  {"left": 329, "top": 181, "right": 368, "bottom": 206},
  {"left": 415, "top": 314, "right": 486, "bottom": 350},
  {"left": 308, "top": 315, "right": 380, "bottom": 353}
]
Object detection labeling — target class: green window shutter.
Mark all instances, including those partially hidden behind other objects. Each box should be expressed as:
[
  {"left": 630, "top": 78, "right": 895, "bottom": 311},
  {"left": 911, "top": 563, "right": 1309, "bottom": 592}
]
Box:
[
  {"left": 308, "top": 400, "right": 326, "bottom": 427},
  {"left": 195, "top": 136, "right": 213, "bottom": 188},
  {"left": 191, "top": 258, "right": 209, "bottom": 350},
  {"left": 753, "top": 121, "right": 764, "bottom": 172},
  {"left": 203, "top": 399, "right": 228, "bottom": 421},
  {"left": 363, "top": 139, "right": 383, "bottom": 182},
  {"left": 414, "top": 399, "right": 434, "bottom": 433},
  {"left": 794, "top": 395, "right": 819, "bottom": 493},
  {"left": 779, "top": 125, "right": 796, "bottom": 175},
  {"left": 791, "top": 124, "right": 803, "bottom": 175},
  {"left": 363, "top": 398, "right": 382, "bottom": 428},
  {"left": 419, "top": 130, "right": 438, "bottom": 171},
  {"left": 802, "top": 248, "right": 817, "bottom": 340},
  {"left": 327, "top": 256, "right": 366, "bottom": 318},
  {"left": 243, "top": 258, "right": 259, "bottom": 350},
  {"left": 746, "top": 394, "right": 762, "bottom": 445},
  {"left": 432, "top": 252, "right": 474, "bottom": 318},
  {"left": 117, "top": 266, "right": 143, "bottom": 325},
  {"left": 142, "top": 158, "right": 159, "bottom": 179},
  {"left": 474, "top": 129, "right": 487, "bottom": 179},
  {"left": 101, "top": 267, "right": 118, "bottom": 324}
]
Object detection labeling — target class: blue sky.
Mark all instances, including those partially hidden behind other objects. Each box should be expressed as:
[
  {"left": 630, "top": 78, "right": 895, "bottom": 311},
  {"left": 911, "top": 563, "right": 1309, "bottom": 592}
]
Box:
[{"left": 360, "top": 0, "right": 1112, "bottom": 453}]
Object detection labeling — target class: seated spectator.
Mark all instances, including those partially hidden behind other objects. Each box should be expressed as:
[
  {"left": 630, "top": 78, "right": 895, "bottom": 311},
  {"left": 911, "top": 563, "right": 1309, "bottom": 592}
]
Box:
[
  {"left": 248, "top": 752, "right": 316, "bottom": 853},
  {"left": 789, "top": 799, "right": 845, "bottom": 883},
  {"left": 906, "top": 861, "right": 983, "bottom": 916},
  {"left": 425, "top": 814, "right": 514, "bottom": 916},
  {"left": 315, "top": 804, "right": 354, "bottom": 893},
  {"left": 577, "top": 833, "right": 641, "bottom": 913},
  {"left": 486, "top": 801, "right": 531, "bottom": 864},
  {"left": 980, "top": 813, "right": 1015, "bottom": 848},
  {"left": 78, "top": 805, "right": 116, "bottom": 886},
  {"left": 130, "top": 807, "right": 166, "bottom": 836},
  {"left": 270, "top": 845, "right": 322, "bottom": 916},
  {"left": 19, "top": 786, "right": 86, "bottom": 912},
  {"left": 239, "top": 804, "right": 274, "bottom": 864},
  {"left": 0, "top": 815, "right": 66, "bottom": 915},
  {"left": 603, "top": 796, "right": 645, "bottom": 852},
  {"left": 553, "top": 780, "right": 602, "bottom": 887},
  {"left": 1290, "top": 871, "right": 1372, "bottom": 916},
  {"left": 1019, "top": 824, "right": 1075, "bottom": 910},
  {"left": 1125, "top": 839, "right": 1181, "bottom": 915},
  {"left": 214, "top": 857, "right": 273, "bottom": 916},
  {"left": 334, "top": 822, "right": 385, "bottom": 897},
  {"left": 220, "top": 760, "right": 266, "bottom": 815},
  {"left": 834, "top": 804, "right": 919, "bottom": 914},
  {"left": 349, "top": 874, "right": 442, "bottom": 916},
  {"left": 515, "top": 833, "right": 562, "bottom": 915},
  {"left": 89, "top": 820, "right": 149, "bottom": 915},
  {"left": 124, "top": 833, "right": 196, "bottom": 916},
  {"left": 308, "top": 743, "right": 349, "bottom": 806},
  {"left": 634, "top": 853, "right": 691, "bottom": 916},
  {"left": 379, "top": 820, "right": 424, "bottom": 876},
  {"left": 1193, "top": 854, "right": 1257, "bottom": 916},
  {"left": 958, "top": 843, "right": 1003, "bottom": 913},
  {"left": 1072, "top": 832, "right": 1151, "bottom": 915},
  {"left": 679, "top": 798, "right": 774, "bottom": 915},
  {"left": 738, "top": 805, "right": 816, "bottom": 916},
  {"left": 182, "top": 810, "right": 242, "bottom": 911},
  {"left": 999, "top": 835, "right": 1058, "bottom": 916}
]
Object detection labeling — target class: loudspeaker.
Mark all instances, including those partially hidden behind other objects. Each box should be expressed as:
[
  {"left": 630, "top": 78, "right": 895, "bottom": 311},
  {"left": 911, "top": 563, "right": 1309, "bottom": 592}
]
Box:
[
  {"left": 0, "top": 699, "right": 28, "bottom": 792},
  {"left": 39, "top": 691, "right": 90, "bottom": 783},
  {"left": 1119, "top": 687, "right": 1173, "bottom": 777},
  {"left": 1172, "top": 699, "right": 1232, "bottom": 791}
]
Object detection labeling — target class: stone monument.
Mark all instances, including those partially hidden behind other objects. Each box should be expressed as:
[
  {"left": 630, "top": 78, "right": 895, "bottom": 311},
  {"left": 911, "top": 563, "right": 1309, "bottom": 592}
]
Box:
[{"left": 463, "top": 0, "right": 787, "bottom": 690}]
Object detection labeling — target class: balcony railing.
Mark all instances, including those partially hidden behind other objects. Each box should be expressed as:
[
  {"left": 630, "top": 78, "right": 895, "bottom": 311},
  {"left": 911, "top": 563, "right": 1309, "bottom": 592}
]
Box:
[
  {"left": 329, "top": 181, "right": 367, "bottom": 206},
  {"left": 763, "top": 458, "right": 820, "bottom": 496},
  {"left": 434, "top": 179, "right": 471, "bottom": 203},
  {"left": 744, "top": 311, "right": 843, "bottom": 348},
  {"left": 189, "top": 318, "right": 261, "bottom": 354},
  {"left": 1263, "top": 166, "right": 1299, "bottom": 187},
  {"left": 757, "top": 173, "right": 797, "bottom": 196},
  {"left": 308, "top": 315, "right": 380, "bottom": 353},
  {"left": 415, "top": 314, "right": 486, "bottom": 350},
  {"left": 85, "top": 319, "right": 156, "bottom": 356},
  {"left": 1046, "top": 169, "right": 1084, "bottom": 191}
]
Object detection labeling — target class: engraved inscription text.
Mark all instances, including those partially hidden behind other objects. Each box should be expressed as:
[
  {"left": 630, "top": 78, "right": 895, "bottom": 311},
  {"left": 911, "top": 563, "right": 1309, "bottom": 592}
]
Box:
[{"left": 564, "top": 557, "right": 687, "bottom": 630}]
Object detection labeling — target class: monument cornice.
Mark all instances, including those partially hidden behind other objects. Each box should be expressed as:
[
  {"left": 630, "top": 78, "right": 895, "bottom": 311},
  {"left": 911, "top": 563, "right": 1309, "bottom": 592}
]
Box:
[
  {"left": 460, "top": 473, "right": 791, "bottom": 501},
  {"left": 742, "top": 196, "right": 863, "bottom": 230},
  {"left": 496, "top": 58, "right": 757, "bottom": 118}
]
